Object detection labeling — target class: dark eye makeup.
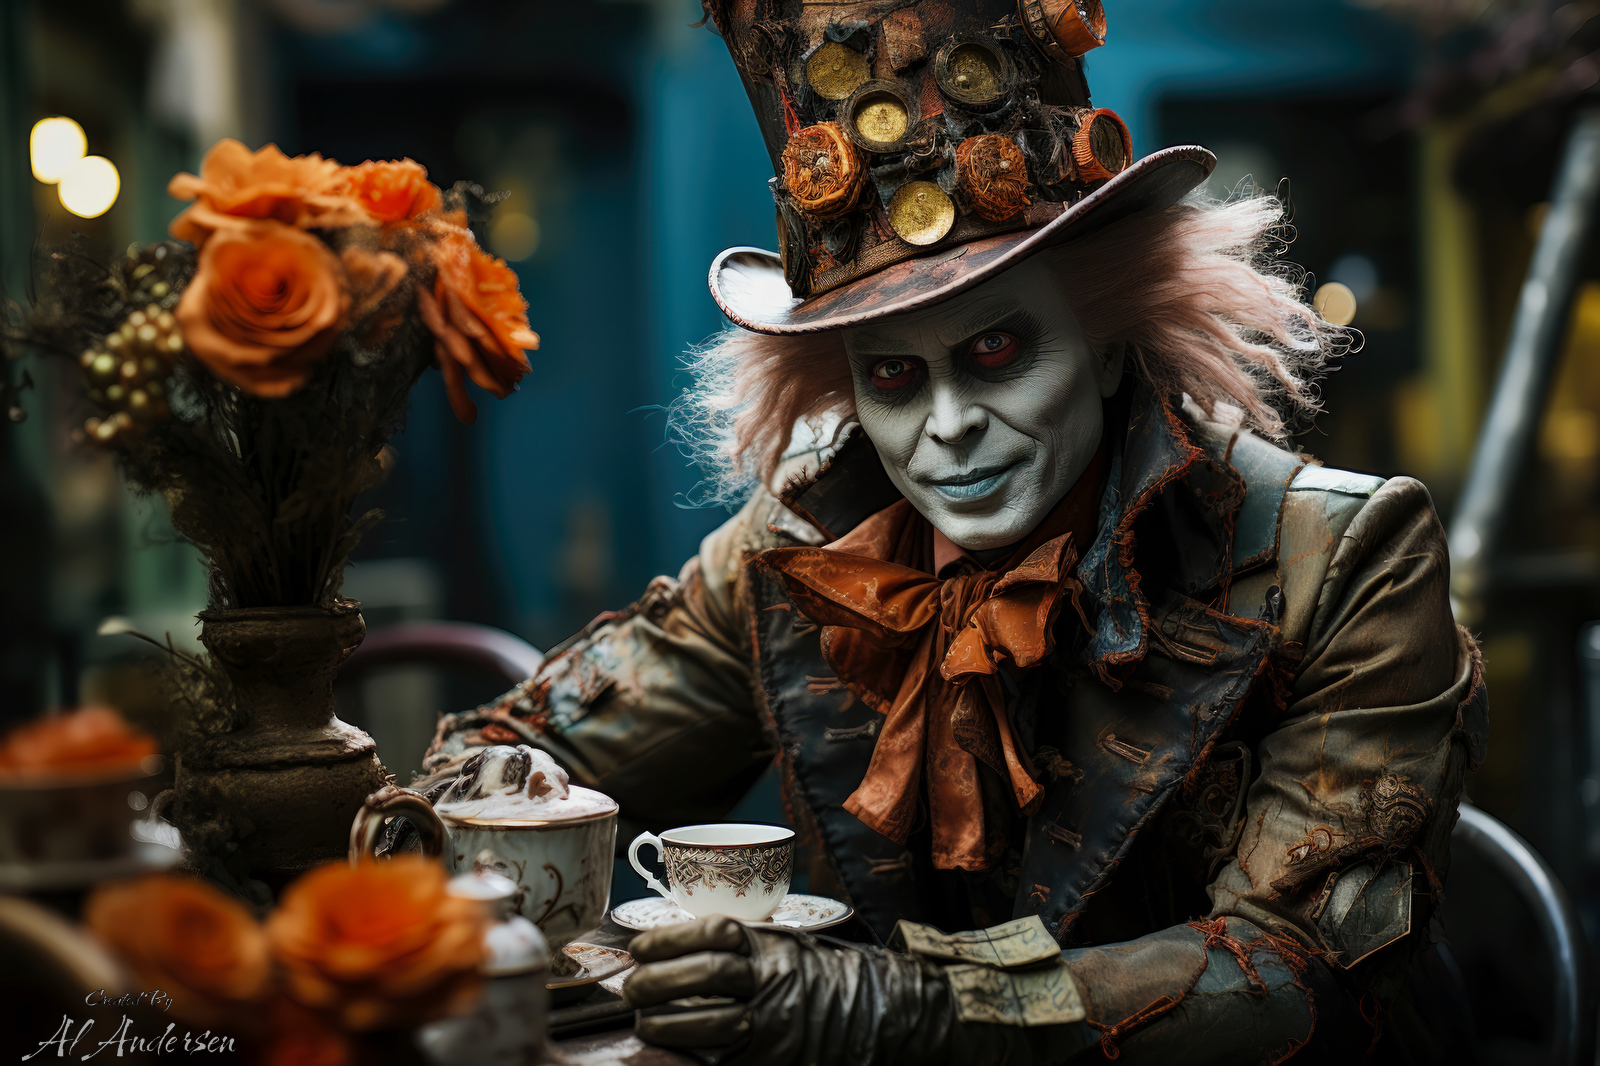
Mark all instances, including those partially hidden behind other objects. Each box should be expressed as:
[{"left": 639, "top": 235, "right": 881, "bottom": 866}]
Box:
[
  {"left": 854, "top": 309, "right": 1051, "bottom": 399},
  {"left": 967, "top": 331, "right": 1018, "bottom": 369},
  {"left": 869, "top": 357, "right": 922, "bottom": 391},
  {"left": 958, "top": 310, "right": 1048, "bottom": 379}
]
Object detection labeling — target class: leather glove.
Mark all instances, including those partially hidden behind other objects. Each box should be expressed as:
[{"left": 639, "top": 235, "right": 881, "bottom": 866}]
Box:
[{"left": 622, "top": 916, "right": 1094, "bottom": 1066}]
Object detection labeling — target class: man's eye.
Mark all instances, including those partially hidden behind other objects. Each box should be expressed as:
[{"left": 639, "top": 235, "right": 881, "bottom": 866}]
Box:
[
  {"left": 968, "top": 332, "right": 1018, "bottom": 369},
  {"left": 870, "top": 358, "right": 919, "bottom": 390}
]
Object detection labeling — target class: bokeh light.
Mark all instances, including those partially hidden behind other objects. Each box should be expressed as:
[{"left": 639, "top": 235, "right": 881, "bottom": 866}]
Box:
[
  {"left": 490, "top": 210, "right": 540, "bottom": 262},
  {"left": 1329, "top": 253, "right": 1379, "bottom": 303},
  {"left": 1313, "top": 281, "right": 1357, "bottom": 326},
  {"left": 57, "top": 155, "right": 120, "bottom": 219},
  {"left": 29, "top": 116, "right": 86, "bottom": 183}
]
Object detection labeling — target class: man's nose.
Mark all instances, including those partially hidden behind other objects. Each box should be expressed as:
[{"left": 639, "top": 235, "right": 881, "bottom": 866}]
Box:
[{"left": 924, "top": 381, "right": 986, "bottom": 444}]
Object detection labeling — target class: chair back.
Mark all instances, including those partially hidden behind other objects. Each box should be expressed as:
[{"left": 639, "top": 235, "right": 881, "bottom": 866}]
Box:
[
  {"left": 344, "top": 621, "right": 544, "bottom": 686},
  {"left": 1453, "top": 803, "right": 1594, "bottom": 1065},
  {"left": 338, "top": 621, "right": 545, "bottom": 778}
]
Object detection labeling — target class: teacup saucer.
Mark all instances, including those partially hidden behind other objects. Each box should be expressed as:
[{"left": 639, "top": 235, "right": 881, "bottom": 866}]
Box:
[
  {"left": 610, "top": 893, "right": 854, "bottom": 933},
  {"left": 0, "top": 836, "right": 180, "bottom": 892}
]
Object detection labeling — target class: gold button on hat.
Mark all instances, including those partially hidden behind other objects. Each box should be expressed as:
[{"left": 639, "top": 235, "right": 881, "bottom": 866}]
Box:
[
  {"left": 848, "top": 87, "right": 913, "bottom": 150},
  {"left": 936, "top": 42, "right": 1007, "bottom": 110},
  {"left": 888, "top": 182, "right": 957, "bottom": 246},
  {"left": 807, "top": 41, "right": 870, "bottom": 101}
]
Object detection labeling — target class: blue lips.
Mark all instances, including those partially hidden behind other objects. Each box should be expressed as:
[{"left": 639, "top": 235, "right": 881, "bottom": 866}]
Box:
[{"left": 929, "top": 462, "right": 1019, "bottom": 501}]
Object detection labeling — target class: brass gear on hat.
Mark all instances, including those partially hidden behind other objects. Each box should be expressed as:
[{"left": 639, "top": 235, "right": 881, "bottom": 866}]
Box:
[
  {"left": 782, "top": 123, "right": 868, "bottom": 220},
  {"left": 956, "top": 136, "right": 1032, "bottom": 222}
]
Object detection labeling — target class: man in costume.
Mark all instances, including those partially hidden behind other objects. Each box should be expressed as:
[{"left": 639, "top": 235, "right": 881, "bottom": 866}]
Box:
[{"left": 425, "top": 0, "right": 1487, "bottom": 1059}]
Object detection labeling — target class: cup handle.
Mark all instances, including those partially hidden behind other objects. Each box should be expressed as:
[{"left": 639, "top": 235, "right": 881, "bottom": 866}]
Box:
[
  {"left": 349, "top": 785, "right": 448, "bottom": 865},
  {"left": 627, "top": 831, "right": 674, "bottom": 902}
]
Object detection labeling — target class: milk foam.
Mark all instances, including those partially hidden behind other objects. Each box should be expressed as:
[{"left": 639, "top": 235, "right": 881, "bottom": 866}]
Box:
[{"left": 434, "top": 745, "right": 615, "bottom": 823}]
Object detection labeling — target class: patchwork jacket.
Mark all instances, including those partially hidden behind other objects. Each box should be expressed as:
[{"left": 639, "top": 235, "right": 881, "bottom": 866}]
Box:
[{"left": 428, "top": 385, "right": 1487, "bottom": 1061}]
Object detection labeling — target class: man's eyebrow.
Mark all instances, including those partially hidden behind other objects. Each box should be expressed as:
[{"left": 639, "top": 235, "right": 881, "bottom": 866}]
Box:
[
  {"left": 935, "top": 301, "right": 1034, "bottom": 347},
  {"left": 846, "top": 333, "right": 919, "bottom": 355},
  {"left": 846, "top": 303, "right": 1033, "bottom": 356}
]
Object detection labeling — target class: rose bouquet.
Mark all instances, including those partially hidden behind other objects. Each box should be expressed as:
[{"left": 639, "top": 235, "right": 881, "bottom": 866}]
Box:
[
  {"left": 84, "top": 856, "right": 487, "bottom": 1065},
  {"left": 15, "top": 140, "right": 542, "bottom": 885},
  {"left": 23, "top": 139, "right": 536, "bottom": 609}
]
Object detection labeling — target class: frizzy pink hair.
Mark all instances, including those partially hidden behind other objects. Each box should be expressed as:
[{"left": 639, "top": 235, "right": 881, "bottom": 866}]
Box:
[{"left": 671, "top": 192, "right": 1346, "bottom": 506}]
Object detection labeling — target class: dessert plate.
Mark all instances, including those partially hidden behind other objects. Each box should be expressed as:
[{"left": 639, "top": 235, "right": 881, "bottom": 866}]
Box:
[{"left": 610, "top": 893, "right": 854, "bottom": 933}]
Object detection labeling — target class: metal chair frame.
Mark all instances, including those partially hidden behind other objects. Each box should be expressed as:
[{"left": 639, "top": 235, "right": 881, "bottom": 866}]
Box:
[
  {"left": 1453, "top": 803, "right": 1594, "bottom": 1064},
  {"left": 343, "top": 620, "right": 545, "bottom": 688}
]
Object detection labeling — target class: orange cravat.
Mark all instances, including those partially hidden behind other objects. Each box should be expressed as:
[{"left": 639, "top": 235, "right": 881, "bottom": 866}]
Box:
[{"left": 761, "top": 449, "right": 1104, "bottom": 871}]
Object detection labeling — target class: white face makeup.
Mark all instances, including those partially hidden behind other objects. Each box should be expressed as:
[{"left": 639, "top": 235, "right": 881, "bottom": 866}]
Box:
[{"left": 842, "top": 253, "right": 1123, "bottom": 552}]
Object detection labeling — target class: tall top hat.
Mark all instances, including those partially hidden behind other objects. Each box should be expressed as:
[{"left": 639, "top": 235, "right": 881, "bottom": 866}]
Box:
[{"left": 701, "top": 0, "right": 1215, "bottom": 333}]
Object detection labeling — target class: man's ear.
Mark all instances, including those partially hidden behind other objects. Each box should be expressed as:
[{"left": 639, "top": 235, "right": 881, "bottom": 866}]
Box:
[{"left": 1096, "top": 341, "right": 1126, "bottom": 398}]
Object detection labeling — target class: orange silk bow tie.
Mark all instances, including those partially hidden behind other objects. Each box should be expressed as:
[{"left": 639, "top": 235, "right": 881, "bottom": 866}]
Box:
[{"left": 762, "top": 497, "right": 1092, "bottom": 871}]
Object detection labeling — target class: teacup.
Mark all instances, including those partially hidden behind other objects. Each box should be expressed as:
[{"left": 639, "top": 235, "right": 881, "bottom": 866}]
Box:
[
  {"left": 351, "top": 746, "right": 617, "bottom": 949},
  {"left": 0, "top": 758, "right": 169, "bottom": 889},
  {"left": 627, "top": 823, "right": 794, "bottom": 922}
]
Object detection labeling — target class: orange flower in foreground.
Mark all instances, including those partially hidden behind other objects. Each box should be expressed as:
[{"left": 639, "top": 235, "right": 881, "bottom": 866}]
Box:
[
  {"left": 0, "top": 706, "right": 157, "bottom": 776},
  {"left": 176, "top": 219, "right": 351, "bottom": 397},
  {"left": 419, "top": 226, "right": 538, "bottom": 424},
  {"left": 168, "top": 139, "right": 367, "bottom": 245},
  {"left": 335, "top": 159, "right": 443, "bottom": 224},
  {"left": 85, "top": 875, "right": 271, "bottom": 1028},
  {"left": 267, "top": 857, "right": 486, "bottom": 1032},
  {"left": 256, "top": 999, "right": 353, "bottom": 1066}
]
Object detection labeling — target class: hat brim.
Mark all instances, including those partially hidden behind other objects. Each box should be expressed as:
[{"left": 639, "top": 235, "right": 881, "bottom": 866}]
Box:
[{"left": 709, "top": 145, "right": 1216, "bottom": 335}]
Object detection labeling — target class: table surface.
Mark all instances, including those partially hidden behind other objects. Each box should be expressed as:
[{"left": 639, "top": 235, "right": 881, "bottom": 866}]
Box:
[{"left": 555, "top": 1030, "right": 697, "bottom": 1065}]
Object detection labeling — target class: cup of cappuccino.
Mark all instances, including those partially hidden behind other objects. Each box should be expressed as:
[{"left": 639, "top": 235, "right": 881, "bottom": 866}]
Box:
[
  {"left": 627, "top": 823, "right": 794, "bottom": 922},
  {"left": 351, "top": 745, "right": 617, "bottom": 950}
]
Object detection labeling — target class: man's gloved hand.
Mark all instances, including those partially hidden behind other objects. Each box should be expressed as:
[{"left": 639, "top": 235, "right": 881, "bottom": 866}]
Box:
[
  {"left": 622, "top": 915, "right": 755, "bottom": 1048},
  {"left": 622, "top": 915, "right": 1092, "bottom": 1066}
]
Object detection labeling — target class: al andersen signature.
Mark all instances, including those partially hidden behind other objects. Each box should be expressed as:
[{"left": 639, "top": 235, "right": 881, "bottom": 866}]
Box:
[{"left": 22, "top": 990, "right": 237, "bottom": 1060}]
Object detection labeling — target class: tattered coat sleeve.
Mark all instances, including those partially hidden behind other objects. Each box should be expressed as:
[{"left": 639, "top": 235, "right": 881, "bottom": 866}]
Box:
[
  {"left": 1057, "top": 476, "right": 1485, "bottom": 1062},
  {"left": 424, "top": 490, "right": 785, "bottom": 826}
]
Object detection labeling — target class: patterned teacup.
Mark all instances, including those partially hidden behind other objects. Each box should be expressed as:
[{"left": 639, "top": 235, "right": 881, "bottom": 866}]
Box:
[
  {"left": 350, "top": 746, "right": 618, "bottom": 951},
  {"left": 627, "top": 823, "right": 794, "bottom": 922}
]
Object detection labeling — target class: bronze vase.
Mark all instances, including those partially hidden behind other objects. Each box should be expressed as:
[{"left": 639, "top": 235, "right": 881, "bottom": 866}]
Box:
[{"left": 168, "top": 602, "right": 387, "bottom": 889}]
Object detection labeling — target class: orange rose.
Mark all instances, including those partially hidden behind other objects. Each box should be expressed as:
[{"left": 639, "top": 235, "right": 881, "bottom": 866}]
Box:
[
  {"left": 0, "top": 706, "right": 157, "bottom": 776},
  {"left": 168, "top": 139, "right": 368, "bottom": 245},
  {"left": 335, "top": 160, "right": 443, "bottom": 224},
  {"left": 267, "top": 857, "right": 486, "bottom": 1032},
  {"left": 341, "top": 245, "right": 409, "bottom": 346},
  {"left": 177, "top": 219, "right": 351, "bottom": 397},
  {"left": 85, "top": 875, "right": 271, "bottom": 1028},
  {"left": 418, "top": 227, "right": 538, "bottom": 424}
]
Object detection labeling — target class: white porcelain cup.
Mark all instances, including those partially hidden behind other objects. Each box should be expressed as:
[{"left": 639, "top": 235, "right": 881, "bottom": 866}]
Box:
[
  {"left": 349, "top": 744, "right": 619, "bottom": 951},
  {"left": 627, "top": 823, "right": 795, "bottom": 922}
]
